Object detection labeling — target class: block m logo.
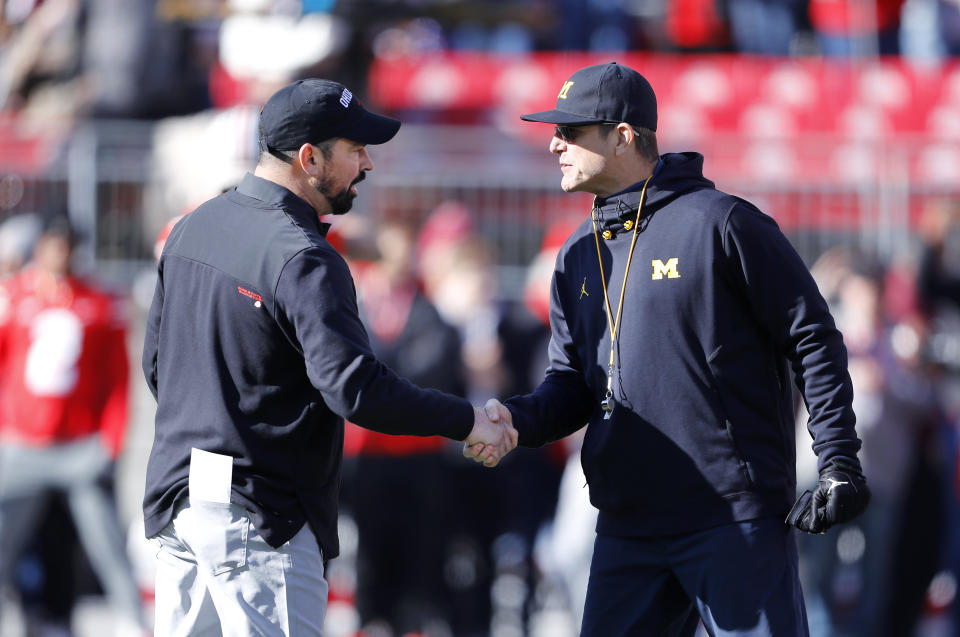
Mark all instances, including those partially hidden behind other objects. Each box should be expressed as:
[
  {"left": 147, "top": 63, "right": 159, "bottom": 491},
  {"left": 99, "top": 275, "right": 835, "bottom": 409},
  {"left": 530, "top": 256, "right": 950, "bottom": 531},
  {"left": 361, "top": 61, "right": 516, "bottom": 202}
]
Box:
[
  {"left": 651, "top": 258, "right": 681, "bottom": 280},
  {"left": 558, "top": 81, "right": 575, "bottom": 99}
]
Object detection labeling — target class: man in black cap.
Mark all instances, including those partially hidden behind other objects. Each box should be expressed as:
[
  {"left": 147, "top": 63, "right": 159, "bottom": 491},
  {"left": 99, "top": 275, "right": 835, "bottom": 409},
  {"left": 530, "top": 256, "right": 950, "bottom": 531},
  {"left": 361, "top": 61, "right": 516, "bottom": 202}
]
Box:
[
  {"left": 467, "top": 62, "right": 870, "bottom": 635},
  {"left": 142, "top": 78, "right": 517, "bottom": 636}
]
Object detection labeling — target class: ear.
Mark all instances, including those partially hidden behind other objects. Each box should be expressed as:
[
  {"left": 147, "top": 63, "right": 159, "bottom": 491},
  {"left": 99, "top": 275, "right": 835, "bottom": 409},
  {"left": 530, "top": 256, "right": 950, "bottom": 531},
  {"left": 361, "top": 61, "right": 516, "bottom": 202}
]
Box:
[
  {"left": 613, "top": 123, "right": 634, "bottom": 157},
  {"left": 296, "top": 143, "right": 321, "bottom": 175}
]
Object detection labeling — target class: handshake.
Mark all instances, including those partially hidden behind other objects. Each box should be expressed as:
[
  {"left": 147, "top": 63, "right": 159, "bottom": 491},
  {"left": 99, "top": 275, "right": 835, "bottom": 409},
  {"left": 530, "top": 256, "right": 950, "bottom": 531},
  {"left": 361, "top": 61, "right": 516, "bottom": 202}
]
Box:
[{"left": 462, "top": 399, "right": 517, "bottom": 467}]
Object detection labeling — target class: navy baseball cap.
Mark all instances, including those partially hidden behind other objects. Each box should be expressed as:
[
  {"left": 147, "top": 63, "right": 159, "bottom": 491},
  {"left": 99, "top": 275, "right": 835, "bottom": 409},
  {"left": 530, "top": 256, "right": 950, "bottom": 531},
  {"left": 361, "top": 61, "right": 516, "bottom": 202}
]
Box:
[
  {"left": 258, "top": 79, "right": 401, "bottom": 152},
  {"left": 520, "top": 62, "right": 657, "bottom": 131}
]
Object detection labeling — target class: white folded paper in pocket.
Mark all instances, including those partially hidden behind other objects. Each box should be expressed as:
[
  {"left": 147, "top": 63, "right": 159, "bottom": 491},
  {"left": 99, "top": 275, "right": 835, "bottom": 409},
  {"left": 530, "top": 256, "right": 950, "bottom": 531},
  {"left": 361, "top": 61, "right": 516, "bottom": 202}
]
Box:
[{"left": 189, "top": 448, "right": 233, "bottom": 504}]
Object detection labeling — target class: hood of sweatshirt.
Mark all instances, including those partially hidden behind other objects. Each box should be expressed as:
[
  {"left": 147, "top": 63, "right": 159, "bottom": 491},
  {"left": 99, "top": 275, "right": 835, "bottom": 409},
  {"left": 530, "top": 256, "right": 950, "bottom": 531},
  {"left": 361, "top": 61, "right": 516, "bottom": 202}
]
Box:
[{"left": 592, "top": 152, "right": 716, "bottom": 237}]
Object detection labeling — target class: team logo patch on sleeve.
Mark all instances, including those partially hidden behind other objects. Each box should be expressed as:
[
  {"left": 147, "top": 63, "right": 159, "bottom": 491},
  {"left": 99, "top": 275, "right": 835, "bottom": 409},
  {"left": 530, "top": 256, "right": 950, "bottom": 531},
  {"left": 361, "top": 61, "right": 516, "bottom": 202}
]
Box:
[{"left": 237, "top": 286, "right": 263, "bottom": 308}]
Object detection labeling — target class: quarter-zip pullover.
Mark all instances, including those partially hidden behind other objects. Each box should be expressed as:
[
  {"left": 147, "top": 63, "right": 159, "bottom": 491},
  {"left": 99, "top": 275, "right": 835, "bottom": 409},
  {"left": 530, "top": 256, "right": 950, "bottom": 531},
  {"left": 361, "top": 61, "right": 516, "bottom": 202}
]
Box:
[{"left": 142, "top": 173, "right": 474, "bottom": 557}]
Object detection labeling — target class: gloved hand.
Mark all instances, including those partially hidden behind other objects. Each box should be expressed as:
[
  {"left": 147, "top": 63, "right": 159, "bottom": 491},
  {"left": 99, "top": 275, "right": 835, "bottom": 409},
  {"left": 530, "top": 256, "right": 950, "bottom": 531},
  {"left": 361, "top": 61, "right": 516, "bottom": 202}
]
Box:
[{"left": 786, "top": 457, "right": 870, "bottom": 534}]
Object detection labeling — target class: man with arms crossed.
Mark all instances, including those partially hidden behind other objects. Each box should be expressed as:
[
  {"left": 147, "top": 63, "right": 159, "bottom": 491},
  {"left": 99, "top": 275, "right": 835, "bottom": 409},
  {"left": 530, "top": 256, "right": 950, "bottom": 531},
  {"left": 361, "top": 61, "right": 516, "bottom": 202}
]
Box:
[
  {"left": 468, "top": 62, "right": 869, "bottom": 636},
  {"left": 143, "top": 79, "right": 516, "bottom": 636}
]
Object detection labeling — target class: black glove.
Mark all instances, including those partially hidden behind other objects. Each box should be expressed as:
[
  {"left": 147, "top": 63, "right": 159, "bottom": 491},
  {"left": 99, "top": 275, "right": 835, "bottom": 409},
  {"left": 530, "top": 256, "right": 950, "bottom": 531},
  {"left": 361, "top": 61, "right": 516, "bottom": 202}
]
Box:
[{"left": 786, "top": 457, "right": 870, "bottom": 534}]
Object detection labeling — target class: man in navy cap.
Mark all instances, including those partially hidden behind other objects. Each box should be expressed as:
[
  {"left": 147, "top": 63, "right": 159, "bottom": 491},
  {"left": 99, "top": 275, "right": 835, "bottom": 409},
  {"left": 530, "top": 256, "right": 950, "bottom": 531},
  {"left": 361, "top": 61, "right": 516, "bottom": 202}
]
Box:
[
  {"left": 142, "top": 79, "right": 517, "bottom": 636},
  {"left": 468, "top": 62, "right": 870, "bottom": 636}
]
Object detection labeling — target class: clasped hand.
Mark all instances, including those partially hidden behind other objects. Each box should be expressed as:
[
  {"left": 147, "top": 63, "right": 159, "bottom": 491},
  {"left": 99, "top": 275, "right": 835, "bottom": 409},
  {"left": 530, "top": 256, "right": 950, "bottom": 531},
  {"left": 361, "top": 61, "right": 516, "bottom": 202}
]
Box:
[
  {"left": 786, "top": 457, "right": 870, "bottom": 534},
  {"left": 462, "top": 399, "right": 517, "bottom": 467}
]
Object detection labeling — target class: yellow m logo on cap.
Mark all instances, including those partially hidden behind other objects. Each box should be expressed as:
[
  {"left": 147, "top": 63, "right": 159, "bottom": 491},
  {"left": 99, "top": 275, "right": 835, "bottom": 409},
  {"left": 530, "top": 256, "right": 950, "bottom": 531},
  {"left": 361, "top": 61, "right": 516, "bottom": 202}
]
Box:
[
  {"left": 652, "top": 258, "right": 681, "bottom": 280},
  {"left": 558, "top": 81, "right": 575, "bottom": 99}
]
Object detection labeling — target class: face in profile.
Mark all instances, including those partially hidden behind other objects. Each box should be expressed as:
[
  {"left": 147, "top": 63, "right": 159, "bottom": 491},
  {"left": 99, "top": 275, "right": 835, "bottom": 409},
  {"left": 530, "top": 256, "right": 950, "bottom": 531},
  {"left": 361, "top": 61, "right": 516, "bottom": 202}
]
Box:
[
  {"left": 550, "top": 124, "right": 616, "bottom": 195},
  {"left": 315, "top": 139, "right": 373, "bottom": 215},
  {"left": 33, "top": 234, "right": 72, "bottom": 277}
]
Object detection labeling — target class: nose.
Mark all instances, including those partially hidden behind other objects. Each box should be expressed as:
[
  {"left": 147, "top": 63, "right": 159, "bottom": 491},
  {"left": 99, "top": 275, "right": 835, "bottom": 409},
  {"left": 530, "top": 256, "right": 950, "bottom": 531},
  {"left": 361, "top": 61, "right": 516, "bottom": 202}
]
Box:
[
  {"left": 360, "top": 147, "right": 374, "bottom": 172},
  {"left": 550, "top": 136, "right": 564, "bottom": 154}
]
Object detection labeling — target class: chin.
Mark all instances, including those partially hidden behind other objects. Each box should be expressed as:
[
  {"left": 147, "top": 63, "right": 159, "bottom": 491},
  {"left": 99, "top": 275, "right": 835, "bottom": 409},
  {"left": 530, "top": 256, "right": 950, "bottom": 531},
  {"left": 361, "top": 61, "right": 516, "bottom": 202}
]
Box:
[{"left": 329, "top": 194, "right": 357, "bottom": 215}]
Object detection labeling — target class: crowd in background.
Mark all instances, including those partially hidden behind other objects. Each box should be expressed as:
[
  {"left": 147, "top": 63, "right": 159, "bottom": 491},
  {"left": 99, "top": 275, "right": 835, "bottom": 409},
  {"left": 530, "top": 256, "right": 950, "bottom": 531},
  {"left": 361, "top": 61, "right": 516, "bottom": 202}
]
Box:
[
  {"left": 3, "top": 0, "right": 960, "bottom": 129},
  {"left": 1, "top": 0, "right": 960, "bottom": 636}
]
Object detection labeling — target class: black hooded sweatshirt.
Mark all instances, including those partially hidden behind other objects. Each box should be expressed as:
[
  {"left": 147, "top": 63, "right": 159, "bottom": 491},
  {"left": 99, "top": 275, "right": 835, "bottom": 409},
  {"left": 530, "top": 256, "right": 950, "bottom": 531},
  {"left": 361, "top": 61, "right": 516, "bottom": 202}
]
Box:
[{"left": 504, "top": 152, "right": 860, "bottom": 537}]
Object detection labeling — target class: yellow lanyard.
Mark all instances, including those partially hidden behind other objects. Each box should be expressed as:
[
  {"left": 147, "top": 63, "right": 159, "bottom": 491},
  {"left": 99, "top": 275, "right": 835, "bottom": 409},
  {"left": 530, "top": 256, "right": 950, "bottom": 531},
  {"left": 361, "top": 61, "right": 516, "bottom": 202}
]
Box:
[{"left": 590, "top": 175, "right": 652, "bottom": 418}]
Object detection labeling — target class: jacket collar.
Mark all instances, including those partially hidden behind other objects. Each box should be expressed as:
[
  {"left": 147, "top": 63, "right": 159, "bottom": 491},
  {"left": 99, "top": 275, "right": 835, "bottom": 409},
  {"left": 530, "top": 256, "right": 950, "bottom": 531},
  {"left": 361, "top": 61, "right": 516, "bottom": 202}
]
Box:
[
  {"left": 591, "top": 159, "right": 662, "bottom": 238},
  {"left": 236, "top": 173, "right": 331, "bottom": 238}
]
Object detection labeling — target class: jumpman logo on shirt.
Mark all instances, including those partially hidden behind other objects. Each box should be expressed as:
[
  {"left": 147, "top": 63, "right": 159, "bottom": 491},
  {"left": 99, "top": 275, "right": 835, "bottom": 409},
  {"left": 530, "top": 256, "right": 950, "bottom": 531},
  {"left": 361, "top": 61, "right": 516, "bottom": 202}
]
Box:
[{"left": 580, "top": 277, "right": 589, "bottom": 300}]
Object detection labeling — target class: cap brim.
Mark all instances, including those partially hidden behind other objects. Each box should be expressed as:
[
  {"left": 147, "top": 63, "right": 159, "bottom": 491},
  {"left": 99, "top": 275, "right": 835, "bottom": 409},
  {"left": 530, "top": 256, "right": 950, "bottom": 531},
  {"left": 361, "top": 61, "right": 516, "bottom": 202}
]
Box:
[
  {"left": 520, "top": 109, "right": 605, "bottom": 125},
  {"left": 340, "top": 109, "right": 401, "bottom": 145}
]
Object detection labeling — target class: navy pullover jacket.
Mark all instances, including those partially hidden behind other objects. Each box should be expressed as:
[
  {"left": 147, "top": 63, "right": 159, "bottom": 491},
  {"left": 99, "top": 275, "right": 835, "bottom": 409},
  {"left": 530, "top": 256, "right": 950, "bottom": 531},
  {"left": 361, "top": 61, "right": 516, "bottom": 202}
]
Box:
[
  {"left": 142, "top": 173, "right": 474, "bottom": 558},
  {"left": 505, "top": 152, "right": 860, "bottom": 537}
]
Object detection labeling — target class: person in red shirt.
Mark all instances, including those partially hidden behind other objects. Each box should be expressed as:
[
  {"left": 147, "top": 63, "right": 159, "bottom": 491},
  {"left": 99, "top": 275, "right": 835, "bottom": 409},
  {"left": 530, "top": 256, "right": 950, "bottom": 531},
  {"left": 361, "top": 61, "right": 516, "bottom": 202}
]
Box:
[
  {"left": 810, "top": 0, "right": 906, "bottom": 55},
  {"left": 344, "top": 217, "right": 467, "bottom": 635},
  {"left": 0, "top": 215, "right": 147, "bottom": 635}
]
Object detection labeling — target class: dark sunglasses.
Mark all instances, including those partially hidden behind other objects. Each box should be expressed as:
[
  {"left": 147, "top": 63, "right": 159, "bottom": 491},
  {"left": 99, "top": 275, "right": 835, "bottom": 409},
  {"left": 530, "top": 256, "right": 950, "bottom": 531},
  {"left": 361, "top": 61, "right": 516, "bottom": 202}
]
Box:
[{"left": 553, "top": 123, "right": 618, "bottom": 143}]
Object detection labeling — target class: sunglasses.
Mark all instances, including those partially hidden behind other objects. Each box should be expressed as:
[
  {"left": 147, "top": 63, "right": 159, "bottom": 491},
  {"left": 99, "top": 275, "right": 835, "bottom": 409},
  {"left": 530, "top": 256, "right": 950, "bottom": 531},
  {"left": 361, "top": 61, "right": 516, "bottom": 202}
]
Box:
[{"left": 553, "top": 123, "right": 619, "bottom": 143}]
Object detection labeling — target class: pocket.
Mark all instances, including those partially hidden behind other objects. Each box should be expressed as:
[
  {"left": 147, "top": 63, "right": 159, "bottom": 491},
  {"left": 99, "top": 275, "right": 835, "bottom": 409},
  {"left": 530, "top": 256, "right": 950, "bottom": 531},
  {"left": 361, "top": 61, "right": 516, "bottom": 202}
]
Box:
[
  {"left": 724, "top": 419, "right": 755, "bottom": 489},
  {"left": 184, "top": 501, "right": 249, "bottom": 576}
]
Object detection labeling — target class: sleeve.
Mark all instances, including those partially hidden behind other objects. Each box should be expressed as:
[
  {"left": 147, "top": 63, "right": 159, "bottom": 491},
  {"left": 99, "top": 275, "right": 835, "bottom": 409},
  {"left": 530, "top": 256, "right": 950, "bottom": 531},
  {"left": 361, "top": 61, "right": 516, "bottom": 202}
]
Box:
[
  {"left": 504, "top": 263, "right": 595, "bottom": 447},
  {"left": 723, "top": 202, "right": 860, "bottom": 470},
  {"left": 275, "top": 247, "right": 474, "bottom": 440},
  {"left": 98, "top": 296, "right": 130, "bottom": 458},
  {"left": 141, "top": 264, "right": 163, "bottom": 401}
]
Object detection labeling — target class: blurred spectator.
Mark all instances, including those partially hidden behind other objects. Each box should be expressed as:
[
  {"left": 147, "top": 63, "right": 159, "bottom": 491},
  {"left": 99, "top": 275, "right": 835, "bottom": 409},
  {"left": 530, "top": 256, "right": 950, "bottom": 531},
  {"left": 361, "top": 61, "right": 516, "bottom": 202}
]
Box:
[
  {"left": 375, "top": 17, "right": 447, "bottom": 57},
  {"left": 664, "top": 0, "right": 731, "bottom": 52},
  {"left": 346, "top": 217, "right": 467, "bottom": 637},
  {"left": 0, "top": 215, "right": 146, "bottom": 636},
  {"left": 0, "top": 211, "right": 80, "bottom": 636},
  {"left": 918, "top": 198, "right": 960, "bottom": 312},
  {"left": 0, "top": 211, "right": 40, "bottom": 274},
  {"left": 555, "top": 0, "right": 633, "bottom": 51},
  {"left": 809, "top": 0, "right": 906, "bottom": 55},
  {"left": 938, "top": 0, "right": 960, "bottom": 55},
  {"left": 511, "top": 216, "right": 591, "bottom": 629},
  {"left": 218, "top": 0, "right": 350, "bottom": 86},
  {"left": 0, "top": 0, "right": 216, "bottom": 124},
  {"left": 0, "top": 0, "right": 87, "bottom": 124},
  {"left": 414, "top": 202, "right": 500, "bottom": 636},
  {"left": 804, "top": 245, "right": 955, "bottom": 636},
  {"left": 725, "top": 0, "right": 804, "bottom": 54},
  {"left": 916, "top": 199, "right": 960, "bottom": 634},
  {"left": 416, "top": 201, "right": 567, "bottom": 636}
]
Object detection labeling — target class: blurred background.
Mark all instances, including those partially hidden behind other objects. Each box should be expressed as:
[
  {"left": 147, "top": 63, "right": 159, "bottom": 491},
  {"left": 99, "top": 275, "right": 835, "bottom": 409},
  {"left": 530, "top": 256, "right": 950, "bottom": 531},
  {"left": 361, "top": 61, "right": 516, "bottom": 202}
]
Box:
[{"left": 1, "top": 0, "right": 960, "bottom": 636}]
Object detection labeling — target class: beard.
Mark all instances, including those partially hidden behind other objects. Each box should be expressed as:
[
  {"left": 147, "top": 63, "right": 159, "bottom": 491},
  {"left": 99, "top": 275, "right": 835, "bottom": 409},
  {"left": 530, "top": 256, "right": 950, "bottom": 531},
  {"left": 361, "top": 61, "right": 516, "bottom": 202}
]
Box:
[{"left": 317, "top": 171, "right": 365, "bottom": 215}]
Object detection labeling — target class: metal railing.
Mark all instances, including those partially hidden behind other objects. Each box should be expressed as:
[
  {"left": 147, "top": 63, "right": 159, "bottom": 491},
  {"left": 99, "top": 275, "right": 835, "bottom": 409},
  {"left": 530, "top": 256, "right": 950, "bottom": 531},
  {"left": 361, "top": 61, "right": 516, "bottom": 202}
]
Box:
[{"left": 0, "top": 119, "right": 947, "bottom": 297}]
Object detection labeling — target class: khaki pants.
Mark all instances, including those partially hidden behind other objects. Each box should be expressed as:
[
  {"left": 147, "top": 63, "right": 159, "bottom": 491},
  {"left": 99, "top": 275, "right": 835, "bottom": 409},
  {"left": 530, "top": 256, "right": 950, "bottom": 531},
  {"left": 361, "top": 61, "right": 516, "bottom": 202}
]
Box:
[{"left": 153, "top": 498, "right": 328, "bottom": 637}]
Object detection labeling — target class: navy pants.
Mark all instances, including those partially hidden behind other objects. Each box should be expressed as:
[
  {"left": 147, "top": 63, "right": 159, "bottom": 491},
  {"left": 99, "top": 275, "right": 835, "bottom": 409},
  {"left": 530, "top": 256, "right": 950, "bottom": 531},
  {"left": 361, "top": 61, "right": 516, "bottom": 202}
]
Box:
[{"left": 581, "top": 517, "right": 809, "bottom": 636}]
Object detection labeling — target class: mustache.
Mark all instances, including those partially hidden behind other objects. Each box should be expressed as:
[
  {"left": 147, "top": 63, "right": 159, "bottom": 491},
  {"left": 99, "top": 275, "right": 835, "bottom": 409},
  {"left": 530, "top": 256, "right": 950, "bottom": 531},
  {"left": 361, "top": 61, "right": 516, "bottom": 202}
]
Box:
[{"left": 351, "top": 173, "right": 366, "bottom": 186}]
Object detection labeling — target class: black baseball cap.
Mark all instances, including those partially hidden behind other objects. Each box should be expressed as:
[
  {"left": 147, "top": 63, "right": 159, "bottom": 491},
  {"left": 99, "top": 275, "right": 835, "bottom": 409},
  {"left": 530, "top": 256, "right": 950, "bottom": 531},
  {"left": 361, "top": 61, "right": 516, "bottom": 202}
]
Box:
[
  {"left": 520, "top": 62, "right": 657, "bottom": 131},
  {"left": 258, "top": 79, "right": 401, "bottom": 152}
]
